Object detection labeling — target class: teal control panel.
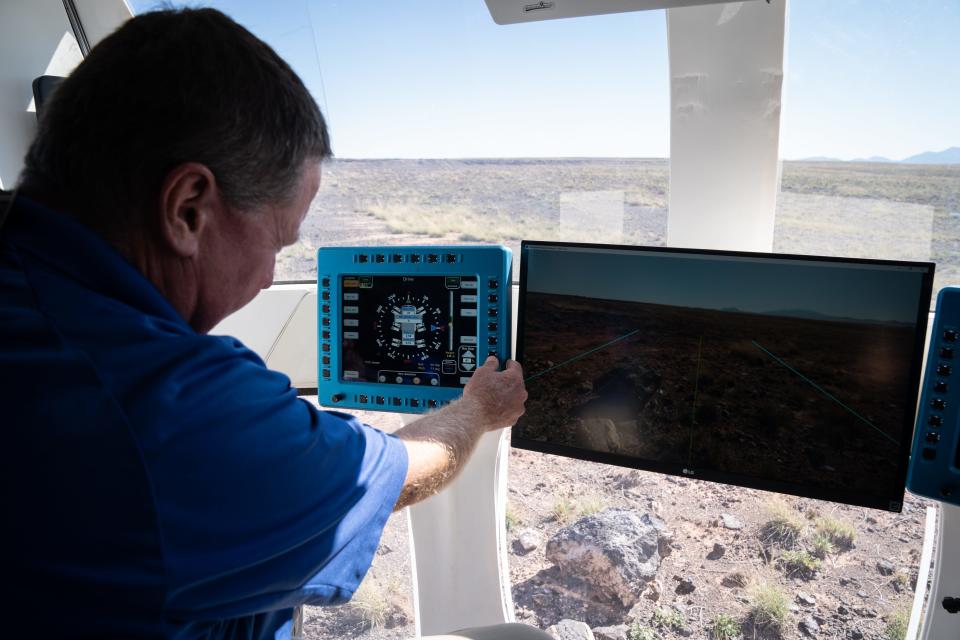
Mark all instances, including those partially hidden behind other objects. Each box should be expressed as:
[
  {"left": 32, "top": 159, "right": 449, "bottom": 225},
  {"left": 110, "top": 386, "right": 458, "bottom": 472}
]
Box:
[
  {"left": 317, "top": 245, "right": 512, "bottom": 413},
  {"left": 908, "top": 286, "right": 960, "bottom": 506}
]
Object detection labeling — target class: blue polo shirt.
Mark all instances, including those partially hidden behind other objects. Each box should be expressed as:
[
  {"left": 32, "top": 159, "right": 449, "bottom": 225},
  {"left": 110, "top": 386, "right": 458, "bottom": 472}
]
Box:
[{"left": 0, "top": 197, "right": 408, "bottom": 639}]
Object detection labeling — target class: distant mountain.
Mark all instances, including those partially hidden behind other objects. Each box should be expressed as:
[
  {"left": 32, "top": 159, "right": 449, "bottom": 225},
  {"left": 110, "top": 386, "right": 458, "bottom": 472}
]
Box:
[
  {"left": 793, "top": 147, "right": 959, "bottom": 164},
  {"left": 902, "top": 147, "right": 960, "bottom": 165}
]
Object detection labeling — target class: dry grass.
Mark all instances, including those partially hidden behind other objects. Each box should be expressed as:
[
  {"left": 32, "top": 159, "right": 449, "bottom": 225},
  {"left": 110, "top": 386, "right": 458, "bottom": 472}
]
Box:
[
  {"left": 749, "top": 583, "right": 789, "bottom": 632},
  {"left": 761, "top": 498, "right": 805, "bottom": 548},
  {"left": 348, "top": 580, "right": 392, "bottom": 630},
  {"left": 816, "top": 514, "right": 857, "bottom": 550},
  {"left": 779, "top": 550, "right": 821, "bottom": 579}
]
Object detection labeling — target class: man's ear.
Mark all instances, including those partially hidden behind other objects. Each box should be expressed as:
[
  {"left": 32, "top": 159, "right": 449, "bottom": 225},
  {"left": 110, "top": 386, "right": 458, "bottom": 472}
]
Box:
[{"left": 157, "top": 162, "right": 222, "bottom": 258}]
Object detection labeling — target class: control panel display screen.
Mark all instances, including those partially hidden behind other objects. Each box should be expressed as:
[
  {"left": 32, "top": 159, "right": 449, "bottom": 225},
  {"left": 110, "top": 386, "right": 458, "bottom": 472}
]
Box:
[
  {"left": 340, "top": 275, "right": 481, "bottom": 388},
  {"left": 514, "top": 241, "right": 934, "bottom": 512}
]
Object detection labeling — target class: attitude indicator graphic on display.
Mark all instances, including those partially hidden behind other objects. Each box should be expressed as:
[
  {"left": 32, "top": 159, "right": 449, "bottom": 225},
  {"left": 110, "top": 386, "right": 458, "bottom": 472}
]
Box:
[{"left": 376, "top": 292, "right": 445, "bottom": 361}]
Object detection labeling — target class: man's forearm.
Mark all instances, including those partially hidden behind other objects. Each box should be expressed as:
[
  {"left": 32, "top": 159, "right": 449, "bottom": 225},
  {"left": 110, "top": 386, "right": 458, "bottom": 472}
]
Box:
[{"left": 393, "top": 398, "right": 488, "bottom": 510}]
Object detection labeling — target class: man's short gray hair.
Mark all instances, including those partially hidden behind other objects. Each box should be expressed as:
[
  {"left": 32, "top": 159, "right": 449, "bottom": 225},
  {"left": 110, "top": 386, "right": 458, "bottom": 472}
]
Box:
[{"left": 19, "top": 8, "right": 331, "bottom": 233}]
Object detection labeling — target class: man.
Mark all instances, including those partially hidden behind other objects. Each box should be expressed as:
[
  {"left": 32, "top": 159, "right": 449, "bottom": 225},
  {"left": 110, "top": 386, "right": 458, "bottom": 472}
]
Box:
[{"left": 1, "top": 8, "right": 543, "bottom": 639}]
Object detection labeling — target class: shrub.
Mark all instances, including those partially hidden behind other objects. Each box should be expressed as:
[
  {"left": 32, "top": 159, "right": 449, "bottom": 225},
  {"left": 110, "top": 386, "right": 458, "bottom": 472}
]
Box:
[
  {"left": 885, "top": 607, "right": 910, "bottom": 640},
  {"left": 779, "top": 550, "right": 821, "bottom": 579},
  {"left": 811, "top": 531, "right": 834, "bottom": 559},
  {"left": 816, "top": 515, "right": 856, "bottom": 549},
  {"left": 577, "top": 495, "right": 606, "bottom": 518},
  {"left": 711, "top": 613, "right": 742, "bottom": 640},
  {"left": 505, "top": 505, "right": 521, "bottom": 531},
  {"left": 551, "top": 498, "right": 576, "bottom": 524},
  {"left": 750, "top": 583, "right": 788, "bottom": 631},
  {"left": 348, "top": 580, "right": 391, "bottom": 630},
  {"left": 652, "top": 607, "right": 685, "bottom": 631},
  {"left": 628, "top": 624, "right": 658, "bottom": 640},
  {"left": 761, "top": 499, "right": 804, "bottom": 548}
]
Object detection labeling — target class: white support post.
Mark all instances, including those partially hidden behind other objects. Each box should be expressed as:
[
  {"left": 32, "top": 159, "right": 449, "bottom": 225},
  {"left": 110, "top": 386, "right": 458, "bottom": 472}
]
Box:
[
  {"left": 406, "top": 424, "right": 514, "bottom": 636},
  {"left": 666, "top": 0, "right": 788, "bottom": 252},
  {"left": 920, "top": 503, "right": 960, "bottom": 640}
]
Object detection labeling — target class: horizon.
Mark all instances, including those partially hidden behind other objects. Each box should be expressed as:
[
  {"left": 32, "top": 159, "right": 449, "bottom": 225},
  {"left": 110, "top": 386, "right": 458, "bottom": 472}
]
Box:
[{"left": 320, "top": 149, "right": 959, "bottom": 163}]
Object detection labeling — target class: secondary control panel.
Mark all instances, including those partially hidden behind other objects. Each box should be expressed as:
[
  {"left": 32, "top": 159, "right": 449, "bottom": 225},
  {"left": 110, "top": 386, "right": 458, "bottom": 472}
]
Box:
[
  {"left": 908, "top": 286, "right": 960, "bottom": 506},
  {"left": 317, "top": 245, "right": 512, "bottom": 414}
]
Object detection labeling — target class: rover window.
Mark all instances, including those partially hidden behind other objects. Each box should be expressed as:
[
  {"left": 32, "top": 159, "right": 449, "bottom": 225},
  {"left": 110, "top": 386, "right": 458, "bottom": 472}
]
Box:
[{"left": 125, "top": 2, "right": 946, "bottom": 638}]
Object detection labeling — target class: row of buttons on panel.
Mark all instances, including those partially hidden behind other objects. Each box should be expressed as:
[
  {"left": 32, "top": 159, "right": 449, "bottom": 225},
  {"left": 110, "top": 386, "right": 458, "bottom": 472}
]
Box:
[
  {"left": 921, "top": 328, "right": 956, "bottom": 464},
  {"left": 320, "top": 275, "right": 332, "bottom": 382},
  {"left": 330, "top": 392, "right": 448, "bottom": 410},
  {"left": 355, "top": 252, "right": 460, "bottom": 265},
  {"left": 486, "top": 277, "right": 500, "bottom": 352}
]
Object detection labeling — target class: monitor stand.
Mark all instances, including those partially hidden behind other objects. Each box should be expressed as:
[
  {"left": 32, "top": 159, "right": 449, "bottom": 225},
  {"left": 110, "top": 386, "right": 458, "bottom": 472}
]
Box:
[{"left": 405, "top": 415, "right": 515, "bottom": 636}]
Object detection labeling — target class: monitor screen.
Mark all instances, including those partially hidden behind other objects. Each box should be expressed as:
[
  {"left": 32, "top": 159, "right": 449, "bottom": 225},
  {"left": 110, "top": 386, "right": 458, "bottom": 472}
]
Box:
[
  {"left": 340, "top": 274, "right": 480, "bottom": 388},
  {"left": 513, "top": 241, "right": 934, "bottom": 512}
]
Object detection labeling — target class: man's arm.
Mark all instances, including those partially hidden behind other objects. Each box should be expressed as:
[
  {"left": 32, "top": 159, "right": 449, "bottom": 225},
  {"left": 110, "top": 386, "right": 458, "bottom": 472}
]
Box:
[{"left": 393, "top": 356, "right": 527, "bottom": 510}]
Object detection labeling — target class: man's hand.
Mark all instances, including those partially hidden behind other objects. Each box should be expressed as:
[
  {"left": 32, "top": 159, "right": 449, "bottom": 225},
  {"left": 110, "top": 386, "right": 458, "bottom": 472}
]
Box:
[
  {"left": 460, "top": 356, "right": 527, "bottom": 430},
  {"left": 393, "top": 357, "right": 527, "bottom": 510}
]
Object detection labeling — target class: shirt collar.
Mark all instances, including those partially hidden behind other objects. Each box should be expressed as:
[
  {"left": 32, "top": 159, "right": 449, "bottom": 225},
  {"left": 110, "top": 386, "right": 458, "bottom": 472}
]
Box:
[{"left": 5, "top": 195, "right": 190, "bottom": 329}]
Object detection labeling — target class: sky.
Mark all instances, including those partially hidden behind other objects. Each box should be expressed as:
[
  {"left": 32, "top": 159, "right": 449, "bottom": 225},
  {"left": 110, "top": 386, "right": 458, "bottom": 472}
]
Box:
[
  {"left": 524, "top": 246, "right": 929, "bottom": 324},
  {"left": 130, "top": 0, "right": 960, "bottom": 161}
]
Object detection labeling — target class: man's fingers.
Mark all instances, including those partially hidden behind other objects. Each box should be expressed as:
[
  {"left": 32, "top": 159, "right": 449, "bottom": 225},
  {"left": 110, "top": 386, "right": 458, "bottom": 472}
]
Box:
[
  {"left": 504, "top": 359, "right": 523, "bottom": 374},
  {"left": 484, "top": 355, "right": 499, "bottom": 368}
]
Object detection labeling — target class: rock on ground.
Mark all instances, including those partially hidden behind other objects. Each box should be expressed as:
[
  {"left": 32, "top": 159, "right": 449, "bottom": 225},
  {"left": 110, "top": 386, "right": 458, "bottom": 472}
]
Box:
[
  {"left": 591, "top": 624, "right": 629, "bottom": 640},
  {"left": 546, "top": 619, "right": 595, "bottom": 640},
  {"left": 516, "top": 528, "right": 542, "bottom": 554},
  {"left": 545, "top": 509, "right": 672, "bottom": 608}
]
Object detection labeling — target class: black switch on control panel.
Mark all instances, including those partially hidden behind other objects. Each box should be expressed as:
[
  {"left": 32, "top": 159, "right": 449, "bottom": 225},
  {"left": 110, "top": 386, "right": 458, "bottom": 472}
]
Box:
[
  {"left": 358, "top": 254, "right": 368, "bottom": 263},
  {"left": 935, "top": 380, "right": 949, "bottom": 393},
  {"left": 926, "top": 432, "right": 940, "bottom": 443},
  {"left": 446, "top": 253, "right": 458, "bottom": 263},
  {"left": 375, "top": 396, "right": 385, "bottom": 405},
  {"left": 938, "top": 364, "right": 952, "bottom": 376},
  {"left": 932, "top": 398, "right": 946, "bottom": 410},
  {"left": 410, "top": 254, "right": 421, "bottom": 263},
  {"left": 941, "top": 347, "right": 955, "bottom": 359},
  {"left": 488, "top": 294, "right": 498, "bottom": 303},
  {"left": 331, "top": 393, "right": 345, "bottom": 403},
  {"left": 321, "top": 291, "right": 330, "bottom": 300},
  {"left": 409, "top": 398, "right": 420, "bottom": 408},
  {"left": 929, "top": 415, "right": 943, "bottom": 427},
  {"left": 487, "top": 322, "right": 498, "bottom": 331},
  {"left": 321, "top": 278, "right": 330, "bottom": 288},
  {"left": 488, "top": 336, "right": 497, "bottom": 345},
  {"left": 488, "top": 308, "right": 498, "bottom": 317},
  {"left": 944, "top": 329, "right": 958, "bottom": 342},
  {"left": 427, "top": 254, "right": 439, "bottom": 263},
  {"left": 488, "top": 278, "right": 499, "bottom": 289}
]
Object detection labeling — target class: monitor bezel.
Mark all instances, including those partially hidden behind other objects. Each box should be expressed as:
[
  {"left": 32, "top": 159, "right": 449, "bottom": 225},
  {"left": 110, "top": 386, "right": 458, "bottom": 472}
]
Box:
[{"left": 512, "top": 240, "right": 935, "bottom": 512}]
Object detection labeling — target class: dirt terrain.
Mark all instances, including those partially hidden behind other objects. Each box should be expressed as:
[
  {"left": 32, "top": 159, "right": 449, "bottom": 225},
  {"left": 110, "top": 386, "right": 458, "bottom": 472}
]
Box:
[{"left": 304, "top": 443, "right": 934, "bottom": 640}]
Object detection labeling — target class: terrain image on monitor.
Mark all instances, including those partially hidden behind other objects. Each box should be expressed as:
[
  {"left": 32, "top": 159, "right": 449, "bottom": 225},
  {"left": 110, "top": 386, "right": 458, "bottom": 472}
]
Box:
[{"left": 514, "top": 248, "right": 930, "bottom": 506}]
